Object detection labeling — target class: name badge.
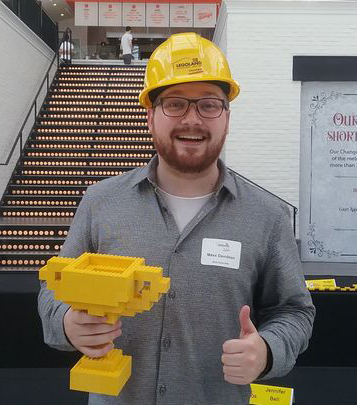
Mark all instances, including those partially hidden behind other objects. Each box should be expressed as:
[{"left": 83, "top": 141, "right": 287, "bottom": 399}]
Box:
[
  {"left": 201, "top": 238, "right": 241, "bottom": 269},
  {"left": 250, "top": 384, "right": 294, "bottom": 405}
]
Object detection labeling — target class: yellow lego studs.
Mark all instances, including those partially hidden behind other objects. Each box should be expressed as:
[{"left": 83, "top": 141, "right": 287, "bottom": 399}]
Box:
[
  {"left": 70, "top": 349, "right": 132, "bottom": 396},
  {"left": 39, "top": 252, "right": 170, "bottom": 396}
]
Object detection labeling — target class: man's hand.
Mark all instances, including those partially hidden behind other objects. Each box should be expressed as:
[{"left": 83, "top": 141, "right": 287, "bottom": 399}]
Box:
[
  {"left": 63, "top": 308, "right": 122, "bottom": 358},
  {"left": 222, "top": 305, "right": 268, "bottom": 385}
]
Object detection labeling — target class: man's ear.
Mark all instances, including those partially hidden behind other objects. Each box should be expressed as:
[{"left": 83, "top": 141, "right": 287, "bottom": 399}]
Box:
[{"left": 147, "top": 108, "right": 154, "bottom": 133}]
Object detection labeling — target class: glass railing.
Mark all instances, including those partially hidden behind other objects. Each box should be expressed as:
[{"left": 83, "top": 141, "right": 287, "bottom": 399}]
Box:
[{"left": 68, "top": 45, "right": 143, "bottom": 62}]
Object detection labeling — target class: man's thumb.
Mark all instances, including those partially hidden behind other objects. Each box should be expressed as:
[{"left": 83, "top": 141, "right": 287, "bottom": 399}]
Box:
[{"left": 239, "top": 305, "right": 257, "bottom": 338}]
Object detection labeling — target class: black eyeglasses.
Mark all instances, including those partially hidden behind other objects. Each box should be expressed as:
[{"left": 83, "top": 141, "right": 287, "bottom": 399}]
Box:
[{"left": 154, "top": 97, "right": 229, "bottom": 119}]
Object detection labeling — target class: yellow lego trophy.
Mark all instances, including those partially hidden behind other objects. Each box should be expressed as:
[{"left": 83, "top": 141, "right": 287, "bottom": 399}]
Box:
[{"left": 39, "top": 253, "right": 170, "bottom": 396}]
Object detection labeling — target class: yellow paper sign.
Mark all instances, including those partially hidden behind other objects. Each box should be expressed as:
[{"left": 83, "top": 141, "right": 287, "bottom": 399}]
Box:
[
  {"left": 250, "top": 383, "right": 294, "bottom": 405},
  {"left": 305, "top": 279, "right": 336, "bottom": 289}
]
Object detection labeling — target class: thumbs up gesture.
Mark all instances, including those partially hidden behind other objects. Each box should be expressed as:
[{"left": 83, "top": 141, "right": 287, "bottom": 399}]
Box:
[{"left": 221, "top": 305, "right": 268, "bottom": 385}]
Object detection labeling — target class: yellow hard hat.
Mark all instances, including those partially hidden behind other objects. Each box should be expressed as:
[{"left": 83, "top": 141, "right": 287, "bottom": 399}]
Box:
[{"left": 139, "top": 32, "right": 240, "bottom": 109}]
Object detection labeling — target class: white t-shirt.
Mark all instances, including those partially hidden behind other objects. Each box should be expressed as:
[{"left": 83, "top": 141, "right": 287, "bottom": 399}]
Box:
[
  {"left": 121, "top": 32, "right": 132, "bottom": 55},
  {"left": 59, "top": 41, "right": 74, "bottom": 60},
  {"left": 158, "top": 187, "right": 214, "bottom": 233}
]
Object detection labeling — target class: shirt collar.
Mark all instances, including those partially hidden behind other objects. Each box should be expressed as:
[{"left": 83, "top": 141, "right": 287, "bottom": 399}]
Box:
[{"left": 130, "top": 155, "right": 237, "bottom": 199}]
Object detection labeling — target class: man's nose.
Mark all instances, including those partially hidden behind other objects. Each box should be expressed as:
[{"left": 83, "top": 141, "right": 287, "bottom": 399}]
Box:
[{"left": 181, "top": 102, "right": 203, "bottom": 124}]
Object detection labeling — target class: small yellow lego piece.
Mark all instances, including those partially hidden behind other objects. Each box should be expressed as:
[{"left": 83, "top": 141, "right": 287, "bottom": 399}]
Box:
[
  {"left": 70, "top": 349, "right": 132, "bottom": 396},
  {"left": 39, "top": 253, "right": 170, "bottom": 396}
]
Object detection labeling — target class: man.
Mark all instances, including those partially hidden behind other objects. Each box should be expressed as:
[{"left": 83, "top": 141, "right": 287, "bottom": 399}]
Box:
[
  {"left": 59, "top": 32, "right": 74, "bottom": 64},
  {"left": 38, "top": 33, "right": 315, "bottom": 404},
  {"left": 120, "top": 26, "right": 132, "bottom": 65}
]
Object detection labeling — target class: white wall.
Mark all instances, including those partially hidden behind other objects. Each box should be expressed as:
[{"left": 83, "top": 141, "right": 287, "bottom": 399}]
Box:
[
  {"left": 217, "top": 0, "right": 357, "bottom": 221},
  {"left": 0, "top": 2, "right": 55, "bottom": 198}
]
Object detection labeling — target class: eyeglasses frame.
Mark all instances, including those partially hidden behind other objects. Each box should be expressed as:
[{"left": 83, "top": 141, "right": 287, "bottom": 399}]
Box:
[{"left": 153, "top": 96, "right": 229, "bottom": 119}]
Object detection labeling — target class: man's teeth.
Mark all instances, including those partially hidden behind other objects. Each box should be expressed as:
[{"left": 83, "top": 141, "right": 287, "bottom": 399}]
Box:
[{"left": 177, "top": 135, "right": 203, "bottom": 140}]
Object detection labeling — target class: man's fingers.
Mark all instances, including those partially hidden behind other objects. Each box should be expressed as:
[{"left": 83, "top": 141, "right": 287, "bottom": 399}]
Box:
[
  {"left": 222, "top": 339, "right": 248, "bottom": 354},
  {"left": 72, "top": 310, "right": 110, "bottom": 324},
  {"left": 77, "top": 328, "right": 122, "bottom": 347},
  {"left": 80, "top": 342, "right": 114, "bottom": 358},
  {"left": 221, "top": 353, "right": 243, "bottom": 366},
  {"left": 223, "top": 365, "right": 242, "bottom": 376},
  {"left": 224, "top": 374, "right": 248, "bottom": 385},
  {"left": 77, "top": 322, "right": 122, "bottom": 337}
]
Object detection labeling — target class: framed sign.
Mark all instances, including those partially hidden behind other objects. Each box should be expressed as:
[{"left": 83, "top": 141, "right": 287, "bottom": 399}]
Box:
[{"left": 300, "top": 82, "right": 357, "bottom": 263}]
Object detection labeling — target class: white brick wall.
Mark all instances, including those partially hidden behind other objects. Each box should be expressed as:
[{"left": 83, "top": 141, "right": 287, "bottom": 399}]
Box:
[{"left": 217, "top": 0, "right": 357, "bottom": 220}]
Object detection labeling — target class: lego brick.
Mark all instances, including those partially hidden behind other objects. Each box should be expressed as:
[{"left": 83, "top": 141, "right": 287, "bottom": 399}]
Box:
[{"left": 70, "top": 349, "right": 132, "bottom": 396}]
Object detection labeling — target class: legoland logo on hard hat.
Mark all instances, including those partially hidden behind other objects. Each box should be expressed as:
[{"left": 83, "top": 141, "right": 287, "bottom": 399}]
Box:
[
  {"left": 174, "top": 57, "right": 203, "bottom": 75},
  {"left": 175, "top": 58, "right": 202, "bottom": 69}
]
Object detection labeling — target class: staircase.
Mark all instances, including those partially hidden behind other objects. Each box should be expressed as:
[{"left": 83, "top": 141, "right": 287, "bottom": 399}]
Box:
[{"left": 0, "top": 64, "right": 154, "bottom": 271}]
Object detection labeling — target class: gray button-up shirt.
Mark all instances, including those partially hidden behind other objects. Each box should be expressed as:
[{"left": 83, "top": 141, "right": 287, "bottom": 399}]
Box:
[{"left": 38, "top": 157, "right": 315, "bottom": 405}]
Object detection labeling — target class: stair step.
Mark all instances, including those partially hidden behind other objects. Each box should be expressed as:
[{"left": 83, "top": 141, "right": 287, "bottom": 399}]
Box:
[
  {"left": 0, "top": 206, "right": 76, "bottom": 218},
  {"left": 21, "top": 156, "right": 151, "bottom": 163},
  {"left": 26, "top": 144, "right": 154, "bottom": 151},
  {"left": 4, "top": 194, "right": 81, "bottom": 202},
  {"left": 0, "top": 252, "right": 58, "bottom": 268},
  {"left": 11, "top": 175, "right": 106, "bottom": 186},
  {"left": 33, "top": 133, "right": 151, "bottom": 139},
  {"left": 17, "top": 164, "right": 146, "bottom": 173},
  {"left": 9, "top": 184, "right": 87, "bottom": 192}
]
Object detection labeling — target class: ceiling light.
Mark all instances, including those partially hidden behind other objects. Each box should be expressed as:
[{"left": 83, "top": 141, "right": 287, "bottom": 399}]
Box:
[
  {"left": 53, "top": 3, "right": 57, "bottom": 6},
  {"left": 60, "top": 13, "right": 64, "bottom": 16}
]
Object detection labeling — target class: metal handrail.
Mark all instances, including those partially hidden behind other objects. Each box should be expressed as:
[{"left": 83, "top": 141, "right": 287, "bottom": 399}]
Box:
[
  {"left": 0, "top": 51, "right": 59, "bottom": 166},
  {"left": 228, "top": 168, "right": 298, "bottom": 236}
]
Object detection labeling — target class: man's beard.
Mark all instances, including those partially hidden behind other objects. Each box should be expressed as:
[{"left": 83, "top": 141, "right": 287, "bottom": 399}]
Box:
[{"left": 152, "top": 126, "right": 226, "bottom": 174}]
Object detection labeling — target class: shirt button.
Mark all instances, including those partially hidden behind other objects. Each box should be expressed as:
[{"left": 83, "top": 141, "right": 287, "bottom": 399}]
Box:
[
  {"left": 159, "top": 384, "right": 166, "bottom": 396},
  {"left": 163, "top": 337, "right": 171, "bottom": 349},
  {"left": 168, "top": 290, "right": 176, "bottom": 299}
]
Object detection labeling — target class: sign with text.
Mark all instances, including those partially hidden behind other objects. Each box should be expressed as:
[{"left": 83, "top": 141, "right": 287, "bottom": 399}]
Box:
[
  {"left": 170, "top": 4, "right": 193, "bottom": 27},
  {"left": 146, "top": 3, "right": 169, "bottom": 27},
  {"left": 75, "top": 2, "right": 98, "bottom": 26},
  {"left": 300, "top": 82, "right": 357, "bottom": 263},
  {"left": 123, "top": 3, "right": 145, "bottom": 27},
  {"left": 99, "top": 3, "right": 122, "bottom": 26},
  {"left": 250, "top": 384, "right": 294, "bottom": 405},
  {"left": 194, "top": 4, "right": 216, "bottom": 27}
]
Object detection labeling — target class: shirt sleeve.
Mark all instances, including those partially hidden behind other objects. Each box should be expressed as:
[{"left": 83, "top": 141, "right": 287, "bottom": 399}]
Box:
[
  {"left": 37, "top": 189, "right": 95, "bottom": 351},
  {"left": 255, "top": 206, "right": 315, "bottom": 379}
]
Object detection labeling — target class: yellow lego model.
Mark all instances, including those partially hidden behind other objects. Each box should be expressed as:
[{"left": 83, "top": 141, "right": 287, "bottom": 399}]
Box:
[{"left": 39, "top": 253, "right": 170, "bottom": 396}]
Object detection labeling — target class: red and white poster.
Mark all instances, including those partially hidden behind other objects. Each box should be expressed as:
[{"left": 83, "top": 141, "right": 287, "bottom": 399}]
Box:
[
  {"left": 99, "top": 3, "right": 122, "bottom": 27},
  {"left": 146, "top": 3, "right": 169, "bottom": 27},
  {"left": 75, "top": 2, "right": 98, "bottom": 26},
  {"left": 194, "top": 4, "right": 216, "bottom": 28},
  {"left": 123, "top": 3, "right": 146, "bottom": 27},
  {"left": 170, "top": 4, "right": 193, "bottom": 28}
]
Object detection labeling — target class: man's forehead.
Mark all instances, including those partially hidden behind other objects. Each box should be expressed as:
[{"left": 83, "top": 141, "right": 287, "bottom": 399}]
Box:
[{"left": 160, "top": 82, "right": 226, "bottom": 98}]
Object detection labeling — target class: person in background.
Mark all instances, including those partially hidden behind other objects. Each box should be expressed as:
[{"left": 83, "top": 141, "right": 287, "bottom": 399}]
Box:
[
  {"left": 120, "top": 26, "right": 133, "bottom": 65},
  {"left": 38, "top": 32, "right": 315, "bottom": 405},
  {"left": 59, "top": 32, "right": 74, "bottom": 64},
  {"left": 99, "top": 41, "right": 109, "bottom": 60}
]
